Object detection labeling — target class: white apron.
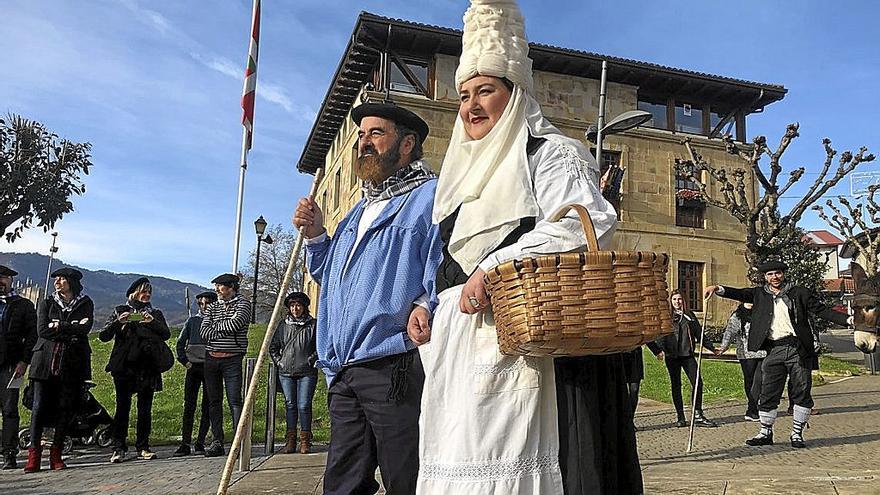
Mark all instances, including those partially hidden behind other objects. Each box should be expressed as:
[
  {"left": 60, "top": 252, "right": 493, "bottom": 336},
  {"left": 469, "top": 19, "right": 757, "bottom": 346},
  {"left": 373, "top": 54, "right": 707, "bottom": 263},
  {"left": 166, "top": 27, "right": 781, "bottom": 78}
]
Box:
[{"left": 417, "top": 286, "right": 563, "bottom": 494}]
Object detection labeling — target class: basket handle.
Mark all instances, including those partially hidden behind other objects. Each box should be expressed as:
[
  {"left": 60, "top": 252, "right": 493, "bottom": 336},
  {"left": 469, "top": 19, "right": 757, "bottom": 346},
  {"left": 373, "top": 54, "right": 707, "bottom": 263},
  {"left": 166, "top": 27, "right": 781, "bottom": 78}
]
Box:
[{"left": 548, "top": 204, "right": 600, "bottom": 253}]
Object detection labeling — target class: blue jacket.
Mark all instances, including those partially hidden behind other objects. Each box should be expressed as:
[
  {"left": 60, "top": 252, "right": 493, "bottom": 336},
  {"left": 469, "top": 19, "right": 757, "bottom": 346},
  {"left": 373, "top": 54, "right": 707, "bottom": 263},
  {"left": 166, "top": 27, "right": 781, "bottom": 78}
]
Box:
[{"left": 307, "top": 179, "right": 442, "bottom": 384}]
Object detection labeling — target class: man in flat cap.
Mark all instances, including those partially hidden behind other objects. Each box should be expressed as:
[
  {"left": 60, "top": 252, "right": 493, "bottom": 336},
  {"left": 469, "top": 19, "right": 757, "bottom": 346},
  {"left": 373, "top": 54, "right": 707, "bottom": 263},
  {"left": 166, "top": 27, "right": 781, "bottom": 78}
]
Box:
[
  {"left": 293, "top": 101, "right": 442, "bottom": 493},
  {"left": 0, "top": 265, "right": 37, "bottom": 469},
  {"left": 172, "top": 290, "right": 217, "bottom": 457},
  {"left": 705, "top": 260, "right": 852, "bottom": 448},
  {"left": 199, "top": 273, "right": 251, "bottom": 457}
]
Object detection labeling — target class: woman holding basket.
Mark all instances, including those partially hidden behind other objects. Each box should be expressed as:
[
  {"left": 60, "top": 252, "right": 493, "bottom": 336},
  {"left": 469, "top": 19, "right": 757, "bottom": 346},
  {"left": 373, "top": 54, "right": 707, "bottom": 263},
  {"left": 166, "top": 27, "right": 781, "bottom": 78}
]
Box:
[{"left": 414, "top": 1, "right": 639, "bottom": 493}]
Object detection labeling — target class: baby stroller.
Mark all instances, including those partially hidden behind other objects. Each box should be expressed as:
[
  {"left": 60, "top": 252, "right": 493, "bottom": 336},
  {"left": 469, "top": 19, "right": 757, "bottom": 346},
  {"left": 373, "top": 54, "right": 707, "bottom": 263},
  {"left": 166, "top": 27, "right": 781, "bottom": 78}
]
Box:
[{"left": 18, "top": 381, "right": 114, "bottom": 454}]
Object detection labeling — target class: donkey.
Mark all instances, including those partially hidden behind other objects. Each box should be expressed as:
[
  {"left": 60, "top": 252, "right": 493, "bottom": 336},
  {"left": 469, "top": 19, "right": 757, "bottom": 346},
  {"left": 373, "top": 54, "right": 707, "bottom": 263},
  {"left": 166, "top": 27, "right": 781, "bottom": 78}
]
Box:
[{"left": 851, "top": 262, "right": 880, "bottom": 353}]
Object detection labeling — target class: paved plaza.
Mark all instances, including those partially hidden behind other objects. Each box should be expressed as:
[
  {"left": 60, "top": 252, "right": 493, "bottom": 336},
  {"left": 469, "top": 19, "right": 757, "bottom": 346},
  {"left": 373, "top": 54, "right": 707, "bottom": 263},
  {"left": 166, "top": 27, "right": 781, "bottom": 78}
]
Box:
[{"left": 3, "top": 335, "right": 879, "bottom": 494}]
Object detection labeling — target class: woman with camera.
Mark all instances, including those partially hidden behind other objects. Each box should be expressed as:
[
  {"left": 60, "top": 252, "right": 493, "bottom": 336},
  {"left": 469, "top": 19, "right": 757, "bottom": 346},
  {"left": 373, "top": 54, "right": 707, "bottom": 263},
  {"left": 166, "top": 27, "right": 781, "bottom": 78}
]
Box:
[{"left": 99, "top": 277, "right": 170, "bottom": 463}]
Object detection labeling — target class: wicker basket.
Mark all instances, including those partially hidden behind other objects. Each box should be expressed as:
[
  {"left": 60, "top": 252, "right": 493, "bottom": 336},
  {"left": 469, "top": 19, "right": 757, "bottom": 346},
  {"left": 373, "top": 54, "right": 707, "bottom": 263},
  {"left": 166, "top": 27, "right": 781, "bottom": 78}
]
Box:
[{"left": 485, "top": 204, "right": 673, "bottom": 357}]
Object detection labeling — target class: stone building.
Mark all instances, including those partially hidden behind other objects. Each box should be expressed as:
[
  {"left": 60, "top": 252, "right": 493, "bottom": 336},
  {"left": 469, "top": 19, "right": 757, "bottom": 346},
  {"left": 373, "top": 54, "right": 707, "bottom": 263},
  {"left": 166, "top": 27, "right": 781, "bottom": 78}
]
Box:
[{"left": 296, "top": 12, "right": 787, "bottom": 325}]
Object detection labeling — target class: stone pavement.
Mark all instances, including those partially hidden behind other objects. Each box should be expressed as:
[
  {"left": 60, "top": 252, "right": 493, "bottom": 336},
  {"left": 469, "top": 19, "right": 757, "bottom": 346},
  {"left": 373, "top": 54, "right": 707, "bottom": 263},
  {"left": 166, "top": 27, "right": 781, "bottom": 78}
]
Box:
[
  {"left": 0, "top": 444, "right": 269, "bottom": 495},
  {"left": 3, "top": 350, "right": 879, "bottom": 494}
]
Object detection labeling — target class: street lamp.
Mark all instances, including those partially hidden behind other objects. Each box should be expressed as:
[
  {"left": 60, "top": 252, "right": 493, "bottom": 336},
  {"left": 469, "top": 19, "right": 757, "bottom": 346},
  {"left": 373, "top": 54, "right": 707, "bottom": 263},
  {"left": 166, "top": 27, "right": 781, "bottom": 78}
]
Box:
[
  {"left": 251, "top": 216, "right": 273, "bottom": 323},
  {"left": 44, "top": 232, "right": 59, "bottom": 296}
]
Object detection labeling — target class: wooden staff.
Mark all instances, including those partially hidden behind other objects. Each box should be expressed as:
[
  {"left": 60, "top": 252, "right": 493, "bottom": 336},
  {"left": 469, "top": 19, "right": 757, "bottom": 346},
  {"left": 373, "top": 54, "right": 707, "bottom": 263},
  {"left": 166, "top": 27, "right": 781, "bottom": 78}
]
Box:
[
  {"left": 686, "top": 296, "right": 711, "bottom": 453},
  {"left": 216, "top": 168, "right": 325, "bottom": 495}
]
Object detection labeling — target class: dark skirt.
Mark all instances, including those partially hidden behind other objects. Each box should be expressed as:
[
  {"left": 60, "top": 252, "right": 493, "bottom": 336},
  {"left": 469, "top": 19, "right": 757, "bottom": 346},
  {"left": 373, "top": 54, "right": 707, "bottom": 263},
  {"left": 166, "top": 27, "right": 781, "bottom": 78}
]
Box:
[
  {"left": 555, "top": 354, "right": 643, "bottom": 495},
  {"left": 621, "top": 347, "right": 645, "bottom": 383}
]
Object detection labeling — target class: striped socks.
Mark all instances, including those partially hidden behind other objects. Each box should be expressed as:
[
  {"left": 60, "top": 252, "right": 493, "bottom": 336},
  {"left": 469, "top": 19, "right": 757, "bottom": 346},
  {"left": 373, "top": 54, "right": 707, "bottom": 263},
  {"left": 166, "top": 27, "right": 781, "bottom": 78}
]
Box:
[{"left": 791, "top": 405, "right": 811, "bottom": 442}]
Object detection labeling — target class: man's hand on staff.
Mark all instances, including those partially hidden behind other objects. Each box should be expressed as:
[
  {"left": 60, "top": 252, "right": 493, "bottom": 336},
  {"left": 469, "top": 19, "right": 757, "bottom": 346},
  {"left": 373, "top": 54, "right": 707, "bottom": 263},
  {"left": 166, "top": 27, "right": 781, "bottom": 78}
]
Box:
[
  {"left": 459, "top": 268, "right": 489, "bottom": 314},
  {"left": 407, "top": 305, "right": 431, "bottom": 346},
  {"left": 703, "top": 285, "right": 720, "bottom": 299},
  {"left": 292, "top": 197, "right": 326, "bottom": 239}
]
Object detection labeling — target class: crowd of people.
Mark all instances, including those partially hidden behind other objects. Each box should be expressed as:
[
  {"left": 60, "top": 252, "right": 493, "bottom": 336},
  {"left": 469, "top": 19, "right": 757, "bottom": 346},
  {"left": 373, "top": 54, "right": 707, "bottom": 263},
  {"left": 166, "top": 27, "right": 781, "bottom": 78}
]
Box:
[{"left": 0, "top": 264, "right": 320, "bottom": 473}]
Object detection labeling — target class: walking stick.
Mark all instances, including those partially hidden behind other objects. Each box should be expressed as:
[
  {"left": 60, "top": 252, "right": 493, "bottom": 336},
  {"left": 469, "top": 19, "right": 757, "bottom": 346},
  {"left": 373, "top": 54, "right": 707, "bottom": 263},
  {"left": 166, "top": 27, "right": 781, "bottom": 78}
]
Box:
[
  {"left": 216, "top": 168, "right": 325, "bottom": 495},
  {"left": 686, "top": 295, "right": 711, "bottom": 454}
]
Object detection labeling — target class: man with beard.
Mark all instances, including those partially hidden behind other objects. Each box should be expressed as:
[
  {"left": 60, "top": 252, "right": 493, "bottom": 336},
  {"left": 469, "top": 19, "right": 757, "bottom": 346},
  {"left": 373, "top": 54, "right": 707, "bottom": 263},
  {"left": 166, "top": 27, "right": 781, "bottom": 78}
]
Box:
[
  {"left": 705, "top": 260, "right": 852, "bottom": 449},
  {"left": 293, "top": 102, "right": 442, "bottom": 494},
  {"left": 0, "top": 265, "right": 37, "bottom": 469}
]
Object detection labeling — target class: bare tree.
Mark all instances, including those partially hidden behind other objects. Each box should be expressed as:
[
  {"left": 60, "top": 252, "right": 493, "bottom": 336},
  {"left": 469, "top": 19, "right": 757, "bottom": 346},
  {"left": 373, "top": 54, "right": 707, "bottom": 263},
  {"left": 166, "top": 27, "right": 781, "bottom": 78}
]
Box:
[
  {"left": 813, "top": 186, "right": 880, "bottom": 275},
  {"left": 674, "top": 123, "right": 875, "bottom": 274},
  {"left": 240, "top": 223, "right": 304, "bottom": 323}
]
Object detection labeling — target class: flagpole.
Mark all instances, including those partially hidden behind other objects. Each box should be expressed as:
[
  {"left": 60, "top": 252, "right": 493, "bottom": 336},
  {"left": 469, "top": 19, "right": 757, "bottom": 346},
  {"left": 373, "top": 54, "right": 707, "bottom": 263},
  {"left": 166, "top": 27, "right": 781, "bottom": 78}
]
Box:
[
  {"left": 232, "top": 127, "right": 249, "bottom": 272},
  {"left": 232, "top": 0, "right": 261, "bottom": 273}
]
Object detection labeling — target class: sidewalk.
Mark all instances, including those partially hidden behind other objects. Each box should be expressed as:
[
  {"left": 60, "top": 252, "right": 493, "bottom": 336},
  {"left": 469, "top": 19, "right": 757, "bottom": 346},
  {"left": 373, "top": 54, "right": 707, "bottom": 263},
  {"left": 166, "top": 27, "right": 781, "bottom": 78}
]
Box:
[{"left": 231, "top": 374, "right": 880, "bottom": 495}]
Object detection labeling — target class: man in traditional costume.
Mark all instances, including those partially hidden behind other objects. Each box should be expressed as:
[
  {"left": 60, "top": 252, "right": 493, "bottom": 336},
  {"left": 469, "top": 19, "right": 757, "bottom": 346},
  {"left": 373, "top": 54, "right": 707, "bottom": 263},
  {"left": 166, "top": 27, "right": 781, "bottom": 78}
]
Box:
[
  {"left": 293, "top": 103, "right": 442, "bottom": 494},
  {"left": 705, "top": 260, "right": 852, "bottom": 448},
  {"left": 416, "top": 1, "right": 641, "bottom": 493}
]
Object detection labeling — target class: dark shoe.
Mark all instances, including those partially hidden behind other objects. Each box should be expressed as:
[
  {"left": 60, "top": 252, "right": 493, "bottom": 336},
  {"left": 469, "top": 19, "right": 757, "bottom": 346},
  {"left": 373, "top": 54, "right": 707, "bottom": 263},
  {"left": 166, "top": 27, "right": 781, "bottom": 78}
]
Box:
[
  {"left": 675, "top": 419, "right": 688, "bottom": 428},
  {"left": 48, "top": 445, "right": 66, "bottom": 471},
  {"left": 694, "top": 414, "right": 719, "bottom": 428},
  {"left": 744, "top": 413, "right": 760, "bottom": 422},
  {"left": 193, "top": 442, "right": 205, "bottom": 455},
  {"left": 110, "top": 449, "right": 124, "bottom": 463},
  {"left": 172, "top": 444, "right": 191, "bottom": 457},
  {"left": 23, "top": 447, "right": 41, "bottom": 473},
  {"left": 2, "top": 453, "right": 17, "bottom": 470},
  {"left": 790, "top": 436, "right": 807, "bottom": 448},
  {"left": 204, "top": 441, "right": 224, "bottom": 458},
  {"left": 746, "top": 433, "right": 774, "bottom": 446}
]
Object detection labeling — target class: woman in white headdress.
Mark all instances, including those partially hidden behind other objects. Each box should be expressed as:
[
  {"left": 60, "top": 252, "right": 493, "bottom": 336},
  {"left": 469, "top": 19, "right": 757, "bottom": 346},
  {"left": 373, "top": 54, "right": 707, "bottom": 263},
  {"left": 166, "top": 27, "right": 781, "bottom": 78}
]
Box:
[{"left": 413, "top": 1, "right": 642, "bottom": 494}]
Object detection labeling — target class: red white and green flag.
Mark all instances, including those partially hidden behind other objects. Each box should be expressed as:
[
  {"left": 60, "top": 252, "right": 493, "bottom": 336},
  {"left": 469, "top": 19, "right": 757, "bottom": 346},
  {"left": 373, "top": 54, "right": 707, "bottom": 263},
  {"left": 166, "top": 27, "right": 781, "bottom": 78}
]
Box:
[{"left": 241, "top": 0, "right": 261, "bottom": 151}]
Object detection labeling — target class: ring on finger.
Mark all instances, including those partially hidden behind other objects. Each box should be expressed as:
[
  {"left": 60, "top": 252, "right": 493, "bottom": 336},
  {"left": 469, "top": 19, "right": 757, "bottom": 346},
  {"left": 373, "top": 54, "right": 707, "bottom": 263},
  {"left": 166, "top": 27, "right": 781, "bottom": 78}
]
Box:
[{"left": 468, "top": 296, "right": 481, "bottom": 309}]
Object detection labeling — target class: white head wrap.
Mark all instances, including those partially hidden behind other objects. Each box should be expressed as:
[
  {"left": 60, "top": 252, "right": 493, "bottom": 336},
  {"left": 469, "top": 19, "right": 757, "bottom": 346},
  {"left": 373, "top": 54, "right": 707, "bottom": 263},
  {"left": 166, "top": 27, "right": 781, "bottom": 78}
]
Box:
[{"left": 434, "top": 0, "right": 601, "bottom": 274}]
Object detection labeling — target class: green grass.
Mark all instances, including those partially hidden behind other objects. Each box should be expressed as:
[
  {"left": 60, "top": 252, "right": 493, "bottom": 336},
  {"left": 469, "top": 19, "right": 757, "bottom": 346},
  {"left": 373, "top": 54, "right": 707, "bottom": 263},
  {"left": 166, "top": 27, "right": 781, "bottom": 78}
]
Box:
[
  {"left": 20, "top": 324, "right": 330, "bottom": 446},
  {"left": 639, "top": 347, "right": 863, "bottom": 406}
]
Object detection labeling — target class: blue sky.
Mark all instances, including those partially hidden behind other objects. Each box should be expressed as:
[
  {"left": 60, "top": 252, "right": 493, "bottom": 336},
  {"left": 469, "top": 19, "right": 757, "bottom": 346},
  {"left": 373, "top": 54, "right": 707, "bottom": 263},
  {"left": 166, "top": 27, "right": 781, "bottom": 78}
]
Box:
[{"left": 1, "top": 0, "right": 877, "bottom": 286}]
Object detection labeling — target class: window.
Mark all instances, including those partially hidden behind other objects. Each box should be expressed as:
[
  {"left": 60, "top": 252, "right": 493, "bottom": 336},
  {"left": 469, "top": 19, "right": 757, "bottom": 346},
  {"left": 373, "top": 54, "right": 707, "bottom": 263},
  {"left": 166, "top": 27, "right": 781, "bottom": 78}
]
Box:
[
  {"left": 675, "top": 174, "right": 705, "bottom": 229},
  {"left": 678, "top": 261, "right": 704, "bottom": 312},
  {"left": 590, "top": 149, "right": 621, "bottom": 178},
  {"left": 333, "top": 169, "right": 341, "bottom": 212},
  {"left": 674, "top": 102, "right": 703, "bottom": 134},
  {"left": 321, "top": 190, "right": 328, "bottom": 215},
  {"left": 709, "top": 108, "right": 735, "bottom": 137},
  {"left": 637, "top": 97, "right": 668, "bottom": 130},
  {"left": 389, "top": 58, "right": 429, "bottom": 96}
]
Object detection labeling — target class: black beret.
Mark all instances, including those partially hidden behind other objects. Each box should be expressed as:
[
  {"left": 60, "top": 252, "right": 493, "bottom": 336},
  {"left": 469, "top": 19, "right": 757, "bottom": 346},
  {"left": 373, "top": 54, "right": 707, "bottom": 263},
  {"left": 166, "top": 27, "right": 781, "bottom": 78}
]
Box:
[
  {"left": 0, "top": 265, "right": 17, "bottom": 277},
  {"left": 351, "top": 103, "right": 429, "bottom": 144},
  {"left": 284, "top": 292, "right": 310, "bottom": 308},
  {"left": 50, "top": 267, "right": 83, "bottom": 281},
  {"left": 757, "top": 260, "right": 788, "bottom": 273},
  {"left": 126, "top": 277, "right": 150, "bottom": 297},
  {"left": 211, "top": 273, "right": 240, "bottom": 286},
  {"left": 196, "top": 291, "right": 218, "bottom": 302}
]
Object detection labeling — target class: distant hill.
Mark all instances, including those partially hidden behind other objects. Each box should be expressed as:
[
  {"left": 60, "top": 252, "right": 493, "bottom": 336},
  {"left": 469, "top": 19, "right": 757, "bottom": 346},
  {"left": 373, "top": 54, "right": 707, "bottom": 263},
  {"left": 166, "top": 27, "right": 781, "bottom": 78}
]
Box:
[{"left": 0, "top": 252, "right": 210, "bottom": 326}]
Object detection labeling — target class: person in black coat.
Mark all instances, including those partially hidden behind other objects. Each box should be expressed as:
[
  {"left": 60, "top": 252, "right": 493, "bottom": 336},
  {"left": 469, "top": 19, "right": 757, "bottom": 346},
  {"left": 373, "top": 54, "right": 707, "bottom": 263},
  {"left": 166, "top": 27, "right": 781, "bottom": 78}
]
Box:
[
  {"left": 25, "top": 268, "right": 94, "bottom": 473},
  {"left": 270, "top": 292, "right": 318, "bottom": 454},
  {"left": 99, "top": 277, "right": 171, "bottom": 463},
  {"left": 0, "top": 265, "right": 38, "bottom": 469},
  {"left": 705, "top": 260, "right": 852, "bottom": 448},
  {"left": 172, "top": 290, "right": 216, "bottom": 457},
  {"left": 648, "top": 289, "right": 719, "bottom": 428}
]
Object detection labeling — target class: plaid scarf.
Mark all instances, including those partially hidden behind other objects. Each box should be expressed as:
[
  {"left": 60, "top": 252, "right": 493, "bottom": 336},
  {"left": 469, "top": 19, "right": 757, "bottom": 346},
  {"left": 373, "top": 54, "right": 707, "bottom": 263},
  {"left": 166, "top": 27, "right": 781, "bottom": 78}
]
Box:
[
  {"left": 362, "top": 160, "right": 436, "bottom": 204},
  {"left": 53, "top": 291, "right": 85, "bottom": 312}
]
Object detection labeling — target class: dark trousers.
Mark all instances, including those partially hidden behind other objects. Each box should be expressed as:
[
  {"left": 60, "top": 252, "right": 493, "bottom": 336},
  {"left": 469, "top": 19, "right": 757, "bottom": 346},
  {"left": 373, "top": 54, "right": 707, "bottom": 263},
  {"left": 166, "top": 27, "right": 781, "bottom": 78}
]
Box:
[
  {"left": 323, "top": 350, "right": 424, "bottom": 495},
  {"left": 739, "top": 358, "right": 764, "bottom": 416},
  {"left": 759, "top": 342, "right": 813, "bottom": 411},
  {"left": 181, "top": 363, "right": 210, "bottom": 446},
  {"left": 29, "top": 378, "right": 77, "bottom": 447},
  {"left": 204, "top": 354, "right": 243, "bottom": 444},
  {"left": 0, "top": 366, "right": 20, "bottom": 454},
  {"left": 664, "top": 355, "right": 703, "bottom": 418},
  {"left": 111, "top": 376, "right": 155, "bottom": 452}
]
